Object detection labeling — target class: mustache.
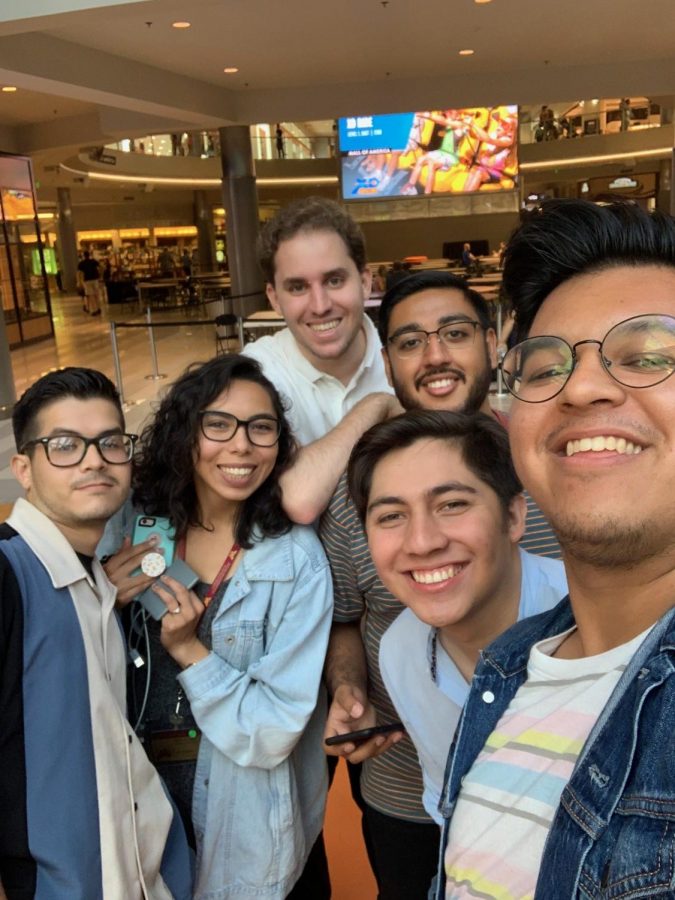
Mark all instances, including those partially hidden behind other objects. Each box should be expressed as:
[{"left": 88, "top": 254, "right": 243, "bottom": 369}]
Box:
[
  {"left": 415, "top": 366, "right": 466, "bottom": 390},
  {"left": 72, "top": 476, "right": 119, "bottom": 489}
]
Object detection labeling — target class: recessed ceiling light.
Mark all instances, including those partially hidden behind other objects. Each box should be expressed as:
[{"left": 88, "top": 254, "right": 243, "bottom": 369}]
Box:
[
  {"left": 223, "top": 66, "right": 239, "bottom": 74},
  {"left": 475, "top": 0, "right": 493, "bottom": 4},
  {"left": 459, "top": 49, "right": 475, "bottom": 56},
  {"left": 172, "top": 21, "right": 191, "bottom": 28},
  {"left": 2, "top": 86, "right": 17, "bottom": 92}
]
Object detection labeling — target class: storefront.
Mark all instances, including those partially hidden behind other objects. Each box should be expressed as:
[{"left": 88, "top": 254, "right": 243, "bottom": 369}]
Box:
[{"left": 0, "top": 154, "right": 53, "bottom": 347}]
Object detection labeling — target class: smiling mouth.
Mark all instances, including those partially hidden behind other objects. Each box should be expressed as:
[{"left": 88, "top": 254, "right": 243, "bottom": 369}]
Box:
[
  {"left": 417, "top": 368, "right": 465, "bottom": 391},
  {"left": 219, "top": 466, "right": 255, "bottom": 478},
  {"left": 411, "top": 564, "right": 466, "bottom": 584},
  {"left": 565, "top": 436, "right": 645, "bottom": 457},
  {"left": 308, "top": 319, "right": 340, "bottom": 333}
]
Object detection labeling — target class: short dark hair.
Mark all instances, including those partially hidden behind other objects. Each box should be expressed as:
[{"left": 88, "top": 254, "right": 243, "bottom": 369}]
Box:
[
  {"left": 257, "top": 197, "right": 367, "bottom": 283},
  {"left": 132, "top": 354, "right": 295, "bottom": 548},
  {"left": 377, "top": 270, "right": 492, "bottom": 345},
  {"left": 502, "top": 199, "right": 675, "bottom": 337},
  {"left": 348, "top": 409, "right": 522, "bottom": 524},
  {"left": 13, "top": 367, "right": 123, "bottom": 452}
]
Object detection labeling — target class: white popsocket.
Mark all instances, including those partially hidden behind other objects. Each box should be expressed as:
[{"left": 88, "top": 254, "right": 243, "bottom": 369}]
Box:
[{"left": 141, "top": 551, "right": 167, "bottom": 577}]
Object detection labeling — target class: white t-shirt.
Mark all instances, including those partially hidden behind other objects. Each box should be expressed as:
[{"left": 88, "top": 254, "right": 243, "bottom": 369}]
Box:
[
  {"left": 379, "top": 549, "right": 568, "bottom": 824},
  {"left": 443, "top": 623, "right": 653, "bottom": 899},
  {"left": 242, "top": 315, "right": 392, "bottom": 445}
]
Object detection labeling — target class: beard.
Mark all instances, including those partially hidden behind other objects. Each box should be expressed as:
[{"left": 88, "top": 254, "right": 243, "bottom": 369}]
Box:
[
  {"left": 391, "top": 345, "right": 494, "bottom": 415},
  {"left": 550, "top": 511, "right": 675, "bottom": 570}
]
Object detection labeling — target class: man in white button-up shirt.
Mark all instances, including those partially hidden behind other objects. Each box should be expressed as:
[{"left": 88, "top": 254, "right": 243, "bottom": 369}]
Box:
[
  {"left": 0, "top": 367, "right": 191, "bottom": 900},
  {"left": 244, "top": 197, "right": 398, "bottom": 522}
]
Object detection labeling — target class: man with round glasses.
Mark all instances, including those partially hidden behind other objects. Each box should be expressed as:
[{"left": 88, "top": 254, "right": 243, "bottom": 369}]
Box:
[
  {"left": 0, "top": 367, "right": 191, "bottom": 899},
  {"left": 436, "top": 200, "right": 675, "bottom": 899}
]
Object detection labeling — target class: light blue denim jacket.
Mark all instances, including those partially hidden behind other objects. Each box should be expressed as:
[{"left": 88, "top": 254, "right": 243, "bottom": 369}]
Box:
[
  {"left": 435, "top": 598, "right": 675, "bottom": 899},
  {"left": 175, "top": 525, "right": 333, "bottom": 900}
]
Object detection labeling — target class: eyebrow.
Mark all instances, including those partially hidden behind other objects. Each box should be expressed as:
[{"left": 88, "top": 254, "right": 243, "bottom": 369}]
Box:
[
  {"left": 389, "top": 314, "right": 476, "bottom": 340},
  {"left": 281, "top": 267, "right": 348, "bottom": 289},
  {"left": 367, "top": 480, "right": 477, "bottom": 514},
  {"left": 45, "top": 427, "right": 124, "bottom": 438}
]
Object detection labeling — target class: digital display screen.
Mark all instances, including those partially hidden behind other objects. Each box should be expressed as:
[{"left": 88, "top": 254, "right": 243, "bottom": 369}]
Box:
[{"left": 339, "top": 106, "right": 518, "bottom": 200}]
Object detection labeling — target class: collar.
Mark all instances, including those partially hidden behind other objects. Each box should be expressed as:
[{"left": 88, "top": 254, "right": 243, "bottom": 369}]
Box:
[
  {"left": 240, "top": 528, "right": 294, "bottom": 582},
  {"left": 7, "top": 497, "right": 102, "bottom": 590},
  {"left": 279, "top": 315, "right": 380, "bottom": 387}
]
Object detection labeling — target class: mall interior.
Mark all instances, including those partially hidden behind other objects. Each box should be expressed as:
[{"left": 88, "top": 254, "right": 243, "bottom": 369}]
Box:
[{"left": 1, "top": 0, "right": 675, "bottom": 895}]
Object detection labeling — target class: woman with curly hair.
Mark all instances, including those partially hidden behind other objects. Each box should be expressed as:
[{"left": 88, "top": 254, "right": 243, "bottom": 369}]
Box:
[{"left": 106, "top": 354, "right": 333, "bottom": 900}]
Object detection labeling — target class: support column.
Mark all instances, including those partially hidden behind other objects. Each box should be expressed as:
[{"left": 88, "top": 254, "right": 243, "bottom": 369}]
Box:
[
  {"left": 218, "top": 126, "right": 265, "bottom": 317},
  {"left": 193, "top": 190, "right": 217, "bottom": 274},
  {"left": 56, "top": 187, "right": 79, "bottom": 293},
  {"left": 0, "top": 305, "right": 16, "bottom": 418}
]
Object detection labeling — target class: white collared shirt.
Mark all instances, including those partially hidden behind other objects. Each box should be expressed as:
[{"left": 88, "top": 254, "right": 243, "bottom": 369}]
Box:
[{"left": 243, "top": 315, "right": 392, "bottom": 445}]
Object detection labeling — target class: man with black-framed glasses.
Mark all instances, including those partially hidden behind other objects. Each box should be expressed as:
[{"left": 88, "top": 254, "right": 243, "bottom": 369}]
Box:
[
  {"left": 0, "top": 367, "right": 191, "bottom": 900},
  {"left": 436, "top": 200, "right": 675, "bottom": 899}
]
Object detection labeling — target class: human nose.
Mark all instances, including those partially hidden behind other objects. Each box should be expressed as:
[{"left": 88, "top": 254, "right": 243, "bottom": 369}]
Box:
[
  {"left": 402, "top": 511, "right": 448, "bottom": 557},
  {"left": 80, "top": 440, "right": 106, "bottom": 468},
  {"left": 557, "top": 342, "right": 626, "bottom": 409},
  {"left": 229, "top": 422, "right": 252, "bottom": 452},
  {"left": 307, "top": 284, "right": 332, "bottom": 317},
  {"left": 421, "top": 331, "right": 450, "bottom": 365}
]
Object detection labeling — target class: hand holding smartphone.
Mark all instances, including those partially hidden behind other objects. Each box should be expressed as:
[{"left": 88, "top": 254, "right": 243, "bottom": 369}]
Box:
[{"left": 324, "top": 721, "right": 405, "bottom": 747}]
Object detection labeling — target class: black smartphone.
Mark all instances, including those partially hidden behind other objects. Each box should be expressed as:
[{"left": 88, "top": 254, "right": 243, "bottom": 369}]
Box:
[{"left": 324, "top": 722, "right": 405, "bottom": 747}]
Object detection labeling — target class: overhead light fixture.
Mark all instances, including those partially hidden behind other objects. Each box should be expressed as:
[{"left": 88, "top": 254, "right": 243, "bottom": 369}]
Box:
[
  {"left": 474, "top": 0, "right": 493, "bottom": 4},
  {"left": 2, "top": 86, "right": 17, "bottom": 93},
  {"left": 172, "top": 21, "right": 191, "bottom": 28},
  {"left": 459, "top": 49, "right": 475, "bottom": 56},
  {"left": 223, "top": 66, "right": 239, "bottom": 74}
]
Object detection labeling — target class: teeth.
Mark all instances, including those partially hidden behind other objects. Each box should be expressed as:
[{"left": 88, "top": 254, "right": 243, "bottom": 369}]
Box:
[
  {"left": 426, "top": 378, "right": 455, "bottom": 389},
  {"left": 565, "top": 436, "right": 644, "bottom": 457},
  {"left": 309, "top": 320, "right": 339, "bottom": 332},
  {"left": 222, "top": 467, "right": 254, "bottom": 476},
  {"left": 411, "top": 565, "right": 463, "bottom": 584}
]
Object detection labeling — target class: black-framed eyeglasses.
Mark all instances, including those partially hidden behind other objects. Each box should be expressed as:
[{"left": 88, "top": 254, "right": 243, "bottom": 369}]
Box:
[
  {"left": 387, "top": 319, "right": 482, "bottom": 357},
  {"left": 500, "top": 314, "right": 675, "bottom": 403},
  {"left": 199, "top": 411, "right": 281, "bottom": 447},
  {"left": 21, "top": 432, "right": 137, "bottom": 467}
]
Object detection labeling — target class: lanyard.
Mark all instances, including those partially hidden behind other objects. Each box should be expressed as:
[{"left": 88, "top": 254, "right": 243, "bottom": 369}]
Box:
[{"left": 177, "top": 536, "right": 241, "bottom": 609}]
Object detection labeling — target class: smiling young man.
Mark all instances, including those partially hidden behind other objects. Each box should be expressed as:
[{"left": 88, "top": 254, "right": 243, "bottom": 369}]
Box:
[
  {"left": 320, "top": 271, "right": 559, "bottom": 899},
  {"left": 242, "top": 198, "right": 397, "bottom": 521},
  {"left": 436, "top": 200, "right": 675, "bottom": 899},
  {"left": 346, "top": 410, "right": 566, "bottom": 827},
  {"left": 0, "top": 368, "right": 191, "bottom": 900}
]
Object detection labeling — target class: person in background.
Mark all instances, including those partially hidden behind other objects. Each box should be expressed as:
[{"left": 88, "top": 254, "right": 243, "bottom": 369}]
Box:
[
  {"left": 276, "top": 123, "right": 286, "bottom": 158},
  {"left": 104, "top": 355, "right": 333, "bottom": 900},
  {"left": 347, "top": 410, "right": 567, "bottom": 826},
  {"left": 373, "top": 264, "right": 387, "bottom": 293},
  {"left": 158, "top": 247, "right": 175, "bottom": 278},
  {"left": 437, "top": 199, "right": 675, "bottom": 898},
  {"left": 77, "top": 249, "right": 101, "bottom": 316},
  {"left": 0, "top": 367, "right": 191, "bottom": 900},
  {"left": 180, "top": 249, "right": 192, "bottom": 279},
  {"left": 619, "top": 96, "right": 632, "bottom": 131}
]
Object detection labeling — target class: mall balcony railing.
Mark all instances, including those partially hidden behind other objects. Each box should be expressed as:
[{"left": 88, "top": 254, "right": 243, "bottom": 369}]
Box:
[{"left": 107, "top": 131, "right": 337, "bottom": 161}]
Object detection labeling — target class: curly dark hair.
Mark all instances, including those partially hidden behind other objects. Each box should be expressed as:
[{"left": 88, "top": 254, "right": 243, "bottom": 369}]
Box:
[
  {"left": 257, "top": 196, "right": 367, "bottom": 284},
  {"left": 132, "top": 355, "right": 295, "bottom": 548}
]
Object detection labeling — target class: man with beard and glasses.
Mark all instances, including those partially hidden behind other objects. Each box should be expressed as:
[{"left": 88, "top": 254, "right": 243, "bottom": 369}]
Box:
[
  {"left": 0, "top": 368, "right": 191, "bottom": 900},
  {"left": 320, "top": 271, "right": 559, "bottom": 899},
  {"left": 436, "top": 200, "right": 675, "bottom": 899}
]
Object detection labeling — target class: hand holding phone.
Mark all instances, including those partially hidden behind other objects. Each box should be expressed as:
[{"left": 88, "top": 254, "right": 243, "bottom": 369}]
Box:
[{"left": 324, "top": 684, "right": 404, "bottom": 763}]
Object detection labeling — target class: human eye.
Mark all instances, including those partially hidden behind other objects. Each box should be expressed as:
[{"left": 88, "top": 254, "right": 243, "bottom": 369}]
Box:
[
  {"left": 325, "top": 272, "right": 346, "bottom": 288},
  {"left": 203, "top": 414, "right": 232, "bottom": 432},
  {"left": 395, "top": 333, "right": 425, "bottom": 353},
  {"left": 439, "top": 499, "right": 469, "bottom": 514},
  {"left": 286, "top": 280, "right": 308, "bottom": 295},
  {"left": 441, "top": 323, "right": 473, "bottom": 343},
  {"left": 99, "top": 434, "right": 125, "bottom": 450},
  {"left": 614, "top": 349, "right": 675, "bottom": 372},
  {"left": 49, "top": 435, "right": 80, "bottom": 453},
  {"left": 249, "top": 418, "right": 277, "bottom": 435}
]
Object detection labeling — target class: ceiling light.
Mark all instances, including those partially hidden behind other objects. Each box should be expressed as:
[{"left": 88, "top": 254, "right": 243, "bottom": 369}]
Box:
[
  {"left": 2, "top": 86, "right": 17, "bottom": 93},
  {"left": 172, "top": 21, "right": 191, "bottom": 28},
  {"left": 474, "top": 0, "right": 493, "bottom": 4},
  {"left": 223, "top": 66, "right": 239, "bottom": 74},
  {"left": 459, "top": 49, "right": 475, "bottom": 56}
]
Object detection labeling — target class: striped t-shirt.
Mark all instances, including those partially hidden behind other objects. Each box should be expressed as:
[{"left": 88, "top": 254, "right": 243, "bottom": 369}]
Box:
[{"left": 444, "top": 625, "right": 652, "bottom": 899}]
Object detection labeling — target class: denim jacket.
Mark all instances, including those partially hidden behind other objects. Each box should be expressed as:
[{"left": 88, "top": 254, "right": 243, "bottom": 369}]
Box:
[
  {"left": 436, "top": 598, "right": 675, "bottom": 900},
  {"left": 177, "top": 525, "right": 333, "bottom": 900}
]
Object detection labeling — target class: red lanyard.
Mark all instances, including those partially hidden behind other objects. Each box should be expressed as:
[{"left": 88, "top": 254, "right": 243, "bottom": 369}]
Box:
[{"left": 177, "top": 536, "right": 241, "bottom": 609}]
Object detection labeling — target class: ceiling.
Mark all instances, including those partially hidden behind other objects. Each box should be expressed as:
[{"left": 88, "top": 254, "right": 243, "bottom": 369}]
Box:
[{"left": 0, "top": 0, "right": 674, "bottom": 181}]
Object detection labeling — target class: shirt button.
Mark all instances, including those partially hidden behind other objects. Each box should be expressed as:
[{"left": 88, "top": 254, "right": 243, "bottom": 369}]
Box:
[
  {"left": 226, "top": 636, "right": 235, "bottom": 644},
  {"left": 482, "top": 690, "right": 495, "bottom": 704},
  {"left": 128, "top": 734, "right": 133, "bottom": 744}
]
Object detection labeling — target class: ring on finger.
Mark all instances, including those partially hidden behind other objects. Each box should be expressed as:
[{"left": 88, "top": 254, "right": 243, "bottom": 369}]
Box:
[{"left": 171, "top": 604, "right": 182, "bottom": 615}]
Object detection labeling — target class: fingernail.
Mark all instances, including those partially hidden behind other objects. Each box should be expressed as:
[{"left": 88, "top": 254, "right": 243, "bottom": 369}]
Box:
[{"left": 148, "top": 534, "right": 159, "bottom": 545}]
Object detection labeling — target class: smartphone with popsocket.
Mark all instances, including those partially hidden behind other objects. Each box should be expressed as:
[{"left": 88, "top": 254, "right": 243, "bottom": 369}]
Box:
[
  {"left": 136, "top": 558, "right": 200, "bottom": 621},
  {"left": 131, "top": 515, "right": 175, "bottom": 576}
]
